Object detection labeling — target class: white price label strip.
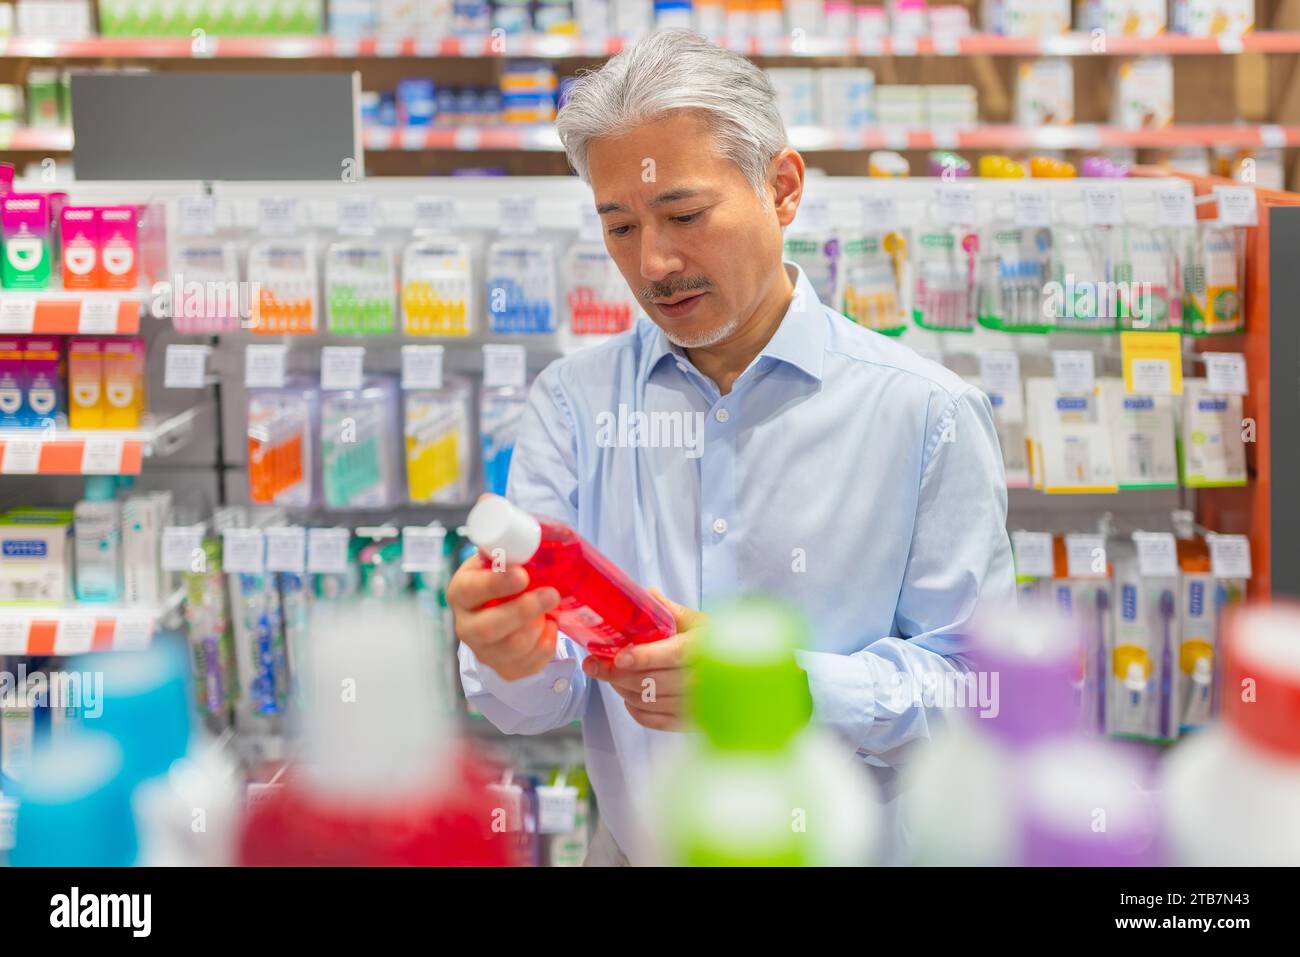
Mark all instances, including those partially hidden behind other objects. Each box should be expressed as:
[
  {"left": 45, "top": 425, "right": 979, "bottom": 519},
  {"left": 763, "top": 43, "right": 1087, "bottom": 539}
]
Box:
[
  {"left": 307, "top": 528, "right": 351, "bottom": 574},
  {"left": 81, "top": 437, "right": 124, "bottom": 475},
  {"left": 114, "top": 615, "right": 154, "bottom": 650},
  {"left": 1011, "top": 530, "right": 1054, "bottom": 579},
  {"left": 0, "top": 298, "right": 36, "bottom": 333},
  {"left": 161, "top": 525, "right": 205, "bottom": 572},
  {"left": 1154, "top": 186, "right": 1197, "bottom": 229},
  {"left": 1012, "top": 189, "right": 1051, "bottom": 228},
  {"left": 1208, "top": 534, "right": 1252, "bottom": 579},
  {"left": 1214, "top": 186, "right": 1258, "bottom": 227},
  {"left": 1083, "top": 185, "right": 1124, "bottom": 226},
  {"left": 401, "top": 345, "right": 445, "bottom": 391},
  {"left": 1204, "top": 352, "right": 1248, "bottom": 396},
  {"left": 54, "top": 617, "right": 96, "bottom": 655},
  {"left": 0, "top": 619, "right": 28, "bottom": 654},
  {"left": 498, "top": 195, "right": 538, "bottom": 235},
  {"left": 337, "top": 195, "right": 377, "bottom": 235},
  {"left": 2, "top": 438, "right": 42, "bottom": 474},
  {"left": 861, "top": 195, "right": 899, "bottom": 232},
  {"left": 1134, "top": 532, "right": 1178, "bottom": 578},
  {"left": 414, "top": 196, "right": 456, "bottom": 234},
  {"left": 935, "top": 185, "right": 976, "bottom": 226},
  {"left": 78, "top": 297, "right": 120, "bottom": 333},
  {"left": 1066, "top": 534, "right": 1108, "bottom": 579},
  {"left": 222, "top": 528, "right": 266, "bottom": 574},
  {"left": 1053, "top": 350, "right": 1096, "bottom": 396},
  {"left": 257, "top": 196, "right": 299, "bottom": 235},
  {"left": 483, "top": 344, "right": 527, "bottom": 389},
  {"left": 402, "top": 525, "right": 447, "bottom": 573},
  {"left": 320, "top": 346, "right": 365, "bottom": 391},
  {"left": 265, "top": 526, "right": 307, "bottom": 573},
  {"left": 245, "top": 344, "right": 288, "bottom": 389},
  {"left": 178, "top": 196, "right": 218, "bottom": 237},
  {"left": 1130, "top": 358, "right": 1174, "bottom": 396},
  {"left": 0, "top": 798, "right": 17, "bottom": 852},
  {"left": 536, "top": 785, "right": 580, "bottom": 834},
  {"left": 979, "top": 351, "right": 1022, "bottom": 400},
  {"left": 165, "top": 344, "right": 211, "bottom": 389}
]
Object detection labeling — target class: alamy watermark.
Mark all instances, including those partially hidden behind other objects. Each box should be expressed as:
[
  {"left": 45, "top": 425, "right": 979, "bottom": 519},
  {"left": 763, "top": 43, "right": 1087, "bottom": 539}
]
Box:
[
  {"left": 0, "top": 665, "right": 103, "bottom": 718},
  {"left": 595, "top": 404, "right": 705, "bottom": 459}
]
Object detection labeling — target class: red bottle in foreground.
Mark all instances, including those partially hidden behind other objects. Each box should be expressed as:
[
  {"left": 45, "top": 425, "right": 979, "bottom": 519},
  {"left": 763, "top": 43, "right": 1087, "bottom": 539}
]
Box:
[{"left": 467, "top": 494, "right": 676, "bottom": 659}]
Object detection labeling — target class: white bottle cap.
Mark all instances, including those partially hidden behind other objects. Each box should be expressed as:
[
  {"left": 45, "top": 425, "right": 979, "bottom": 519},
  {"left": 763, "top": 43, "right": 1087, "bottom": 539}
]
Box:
[{"left": 466, "top": 494, "right": 542, "bottom": 564}]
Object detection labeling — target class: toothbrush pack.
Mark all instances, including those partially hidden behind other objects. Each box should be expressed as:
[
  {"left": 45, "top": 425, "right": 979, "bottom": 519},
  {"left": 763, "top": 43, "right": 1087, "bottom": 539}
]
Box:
[
  {"left": 912, "top": 226, "right": 978, "bottom": 331},
  {"left": 1107, "top": 542, "right": 1180, "bottom": 742},
  {"left": 247, "top": 237, "right": 320, "bottom": 335},
  {"left": 562, "top": 240, "right": 636, "bottom": 346},
  {"left": 1181, "top": 224, "right": 1244, "bottom": 335},
  {"left": 842, "top": 231, "right": 907, "bottom": 334},
  {"left": 325, "top": 237, "right": 397, "bottom": 336},
  {"left": 405, "top": 377, "right": 474, "bottom": 506},
  {"left": 247, "top": 382, "right": 319, "bottom": 507},
  {"left": 979, "top": 225, "right": 1053, "bottom": 333},
  {"left": 319, "top": 376, "right": 403, "bottom": 510},
  {"left": 486, "top": 237, "right": 558, "bottom": 334},
  {"left": 401, "top": 236, "right": 475, "bottom": 337}
]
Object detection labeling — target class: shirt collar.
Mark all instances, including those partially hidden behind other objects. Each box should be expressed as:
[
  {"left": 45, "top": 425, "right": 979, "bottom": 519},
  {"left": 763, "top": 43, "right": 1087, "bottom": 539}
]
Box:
[{"left": 645, "top": 261, "right": 827, "bottom": 383}]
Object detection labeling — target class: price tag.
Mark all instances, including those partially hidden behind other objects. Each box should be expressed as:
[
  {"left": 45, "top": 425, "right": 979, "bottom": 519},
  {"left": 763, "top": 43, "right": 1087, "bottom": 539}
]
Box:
[
  {"left": 376, "top": 35, "right": 403, "bottom": 57},
  {"left": 0, "top": 619, "right": 28, "bottom": 654},
  {"left": 414, "top": 195, "right": 456, "bottom": 234},
  {"left": 80, "top": 437, "right": 123, "bottom": 475},
  {"left": 78, "top": 297, "right": 120, "bottom": 333},
  {"left": 257, "top": 196, "right": 299, "bottom": 236},
  {"left": 1052, "top": 350, "right": 1095, "bottom": 395},
  {"left": 1, "top": 438, "right": 42, "bottom": 474},
  {"left": 497, "top": 195, "right": 538, "bottom": 236},
  {"left": 265, "top": 526, "right": 307, "bottom": 573},
  {"left": 221, "top": 528, "right": 266, "bottom": 574},
  {"left": 164, "top": 344, "right": 211, "bottom": 389},
  {"left": 363, "top": 127, "right": 392, "bottom": 151},
  {"left": 933, "top": 32, "right": 961, "bottom": 56},
  {"left": 882, "top": 126, "right": 909, "bottom": 151},
  {"left": 979, "top": 351, "right": 1022, "bottom": 400},
  {"left": 320, "top": 346, "right": 365, "bottom": 391},
  {"left": 935, "top": 185, "right": 977, "bottom": 225},
  {"left": 402, "top": 525, "right": 447, "bottom": 573},
  {"left": 536, "top": 784, "right": 580, "bottom": 834},
  {"left": 1260, "top": 125, "right": 1288, "bottom": 150},
  {"left": 113, "top": 615, "right": 154, "bottom": 650},
  {"left": 401, "top": 345, "right": 444, "bottom": 391},
  {"left": 1204, "top": 352, "right": 1248, "bottom": 396},
  {"left": 54, "top": 617, "right": 96, "bottom": 655},
  {"left": 0, "top": 798, "right": 17, "bottom": 852},
  {"left": 245, "top": 344, "right": 287, "bottom": 389},
  {"left": 1208, "top": 534, "right": 1252, "bottom": 579},
  {"left": 483, "top": 344, "right": 527, "bottom": 389},
  {"left": 1121, "top": 331, "right": 1182, "bottom": 396},
  {"left": 892, "top": 34, "right": 917, "bottom": 56},
  {"left": 1066, "top": 533, "right": 1108, "bottom": 579},
  {"left": 0, "top": 298, "right": 36, "bottom": 333},
  {"left": 1012, "top": 189, "right": 1052, "bottom": 228},
  {"left": 1011, "top": 530, "right": 1054, "bottom": 578},
  {"left": 860, "top": 194, "right": 899, "bottom": 232},
  {"left": 1218, "top": 33, "right": 1244, "bottom": 54},
  {"left": 1154, "top": 186, "right": 1196, "bottom": 228},
  {"left": 1214, "top": 186, "right": 1258, "bottom": 226},
  {"left": 161, "top": 525, "right": 205, "bottom": 572},
  {"left": 177, "top": 196, "right": 218, "bottom": 237},
  {"left": 337, "top": 195, "right": 377, "bottom": 235},
  {"left": 1082, "top": 185, "right": 1124, "bottom": 226},
  {"left": 1134, "top": 531, "right": 1178, "bottom": 578},
  {"left": 307, "top": 528, "right": 351, "bottom": 574}
]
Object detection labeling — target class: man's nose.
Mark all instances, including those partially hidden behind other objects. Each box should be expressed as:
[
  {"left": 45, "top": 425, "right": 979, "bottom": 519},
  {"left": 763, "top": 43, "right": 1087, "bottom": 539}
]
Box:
[{"left": 639, "top": 226, "right": 683, "bottom": 284}]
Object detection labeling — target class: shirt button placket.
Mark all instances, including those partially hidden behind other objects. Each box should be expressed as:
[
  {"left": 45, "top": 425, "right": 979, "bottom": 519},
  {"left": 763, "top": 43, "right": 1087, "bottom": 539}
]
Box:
[{"left": 700, "top": 400, "right": 738, "bottom": 605}]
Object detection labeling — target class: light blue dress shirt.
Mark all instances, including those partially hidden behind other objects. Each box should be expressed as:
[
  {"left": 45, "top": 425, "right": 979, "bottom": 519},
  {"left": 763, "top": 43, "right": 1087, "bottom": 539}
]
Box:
[{"left": 459, "top": 263, "right": 1016, "bottom": 862}]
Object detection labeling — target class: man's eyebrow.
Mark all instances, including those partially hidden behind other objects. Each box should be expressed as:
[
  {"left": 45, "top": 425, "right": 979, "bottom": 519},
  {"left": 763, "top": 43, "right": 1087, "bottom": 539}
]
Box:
[{"left": 595, "top": 188, "right": 708, "bottom": 216}]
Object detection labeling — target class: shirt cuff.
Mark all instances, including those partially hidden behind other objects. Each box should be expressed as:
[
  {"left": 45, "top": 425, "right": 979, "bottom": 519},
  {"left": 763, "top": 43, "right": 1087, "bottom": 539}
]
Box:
[
  {"left": 466, "top": 646, "right": 581, "bottom": 718},
  {"left": 795, "top": 649, "right": 876, "bottom": 754}
]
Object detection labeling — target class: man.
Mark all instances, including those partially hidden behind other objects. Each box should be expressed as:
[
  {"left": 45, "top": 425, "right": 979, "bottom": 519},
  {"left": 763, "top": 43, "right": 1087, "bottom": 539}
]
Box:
[{"left": 451, "top": 30, "right": 1015, "bottom": 865}]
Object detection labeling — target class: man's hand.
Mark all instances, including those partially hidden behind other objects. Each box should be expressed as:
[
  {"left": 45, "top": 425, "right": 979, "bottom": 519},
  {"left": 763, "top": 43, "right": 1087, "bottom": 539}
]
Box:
[
  {"left": 581, "top": 590, "right": 708, "bottom": 731},
  {"left": 447, "top": 553, "right": 562, "bottom": 682}
]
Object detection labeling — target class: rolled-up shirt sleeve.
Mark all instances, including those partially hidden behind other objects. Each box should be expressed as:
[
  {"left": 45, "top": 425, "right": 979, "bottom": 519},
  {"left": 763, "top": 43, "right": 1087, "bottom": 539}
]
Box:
[
  {"left": 458, "top": 365, "right": 592, "bottom": 734},
  {"left": 797, "top": 385, "right": 1016, "bottom": 764}
]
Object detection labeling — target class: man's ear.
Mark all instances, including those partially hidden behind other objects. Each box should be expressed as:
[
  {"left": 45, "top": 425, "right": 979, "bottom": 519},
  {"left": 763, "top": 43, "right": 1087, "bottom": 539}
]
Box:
[{"left": 769, "top": 148, "right": 806, "bottom": 228}]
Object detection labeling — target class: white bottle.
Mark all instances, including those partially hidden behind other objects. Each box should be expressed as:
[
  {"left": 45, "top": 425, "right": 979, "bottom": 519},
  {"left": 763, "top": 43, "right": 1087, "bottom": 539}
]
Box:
[
  {"left": 74, "top": 476, "right": 122, "bottom": 603},
  {"left": 1164, "top": 604, "right": 1300, "bottom": 865}
]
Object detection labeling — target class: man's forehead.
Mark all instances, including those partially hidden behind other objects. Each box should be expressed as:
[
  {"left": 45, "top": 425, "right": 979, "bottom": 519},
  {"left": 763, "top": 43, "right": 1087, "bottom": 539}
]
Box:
[{"left": 595, "top": 186, "right": 708, "bottom": 215}]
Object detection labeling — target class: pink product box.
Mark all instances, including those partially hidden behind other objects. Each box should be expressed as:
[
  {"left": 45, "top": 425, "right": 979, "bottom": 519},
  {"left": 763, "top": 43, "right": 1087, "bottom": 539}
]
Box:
[
  {"left": 19, "top": 336, "right": 62, "bottom": 427},
  {"left": 97, "top": 205, "right": 140, "bottom": 291},
  {"left": 60, "top": 206, "right": 100, "bottom": 290},
  {"left": 1, "top": 192, "right": 51, "bottom": 289},
  {"left": 0, "top": 336, "right": 23, "bottom": 428}
]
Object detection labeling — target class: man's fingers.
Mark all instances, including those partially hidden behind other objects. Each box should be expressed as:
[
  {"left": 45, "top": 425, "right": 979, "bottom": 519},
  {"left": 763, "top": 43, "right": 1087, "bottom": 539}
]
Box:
[
  {"left": 611, "top": 683, "right": 682, "bottom": 714},
  {"left": 457, "top": 587, "right": 560, "bottom": 647},
  {"left": 624, "top": 700, "right": 682, "bottom": 732},
  {"left": 611, "top": 633, "right": 689, "bottom": 672},
  {"left": 605, "top": 668, "right": 686, "bottom": 698},
  {"left": 647, "top": 587, "right": 707, "bottom": 632},
  {"left": 448, "top": 558, "right": 530, "bottom": 610}
]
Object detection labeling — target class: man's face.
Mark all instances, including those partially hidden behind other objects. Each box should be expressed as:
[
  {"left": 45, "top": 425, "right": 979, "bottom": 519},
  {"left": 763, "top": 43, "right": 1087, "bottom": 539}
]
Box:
[{"left": 586, "top": 112, "right": 789, "bottom": 348}]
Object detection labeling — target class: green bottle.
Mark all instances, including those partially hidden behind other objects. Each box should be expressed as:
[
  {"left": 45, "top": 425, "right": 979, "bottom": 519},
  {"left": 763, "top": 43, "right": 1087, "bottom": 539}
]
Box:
[{"left": 651, "top": 597, "right": 880, "bottom": 866}]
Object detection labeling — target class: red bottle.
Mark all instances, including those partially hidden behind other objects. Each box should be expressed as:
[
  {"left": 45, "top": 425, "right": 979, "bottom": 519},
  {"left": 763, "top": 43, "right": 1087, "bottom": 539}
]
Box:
[{"left": 467, "top": 494, "right": 676, "bottom": 659}]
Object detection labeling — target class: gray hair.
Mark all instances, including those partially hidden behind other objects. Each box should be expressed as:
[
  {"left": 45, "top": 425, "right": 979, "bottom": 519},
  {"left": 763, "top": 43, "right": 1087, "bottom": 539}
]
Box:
[{"left": 556, "top": 30, "right": 788, "bottom": 195}]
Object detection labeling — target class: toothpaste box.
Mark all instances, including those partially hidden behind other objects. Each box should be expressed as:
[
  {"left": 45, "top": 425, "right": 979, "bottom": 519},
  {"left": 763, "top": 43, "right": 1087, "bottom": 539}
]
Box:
[
  {"left": 60, "top": 206, "right": 100, "bottom": 290},
  {"left": 1112, "top": 57, "right": 1173, "bottom": 129},
  {"left": 984, "top": 0, "right": 1070, "bottom": 36},
  {"left": 1173, "top": 0, "right": 1254, "bottom": 36},
  {"left": 0, "top": 337, "right": 23, "bottom": 428},
  {"left": 20, "top": 337, "right": 62, "bottom": 428},
  {"left": 1016, "top": 58, "right": 1074, "bottom": 126},
  {"left": 1, "top": 193, "right": 51, "bottom": 290},
  {"left": 98, "top": 206, "right": 139, "bottom": 291},
  {"left": 101, "top": 337, "right": 145, "bottom": 429},
  {"left": 1081, "top": 0, "right": 1167, "bottom": 37},
  {"left": 67, "top": 337, "right": 104, "bottom": 429},
  {"left": 0, "top": 507, "right": 74, "bottom": 604}
]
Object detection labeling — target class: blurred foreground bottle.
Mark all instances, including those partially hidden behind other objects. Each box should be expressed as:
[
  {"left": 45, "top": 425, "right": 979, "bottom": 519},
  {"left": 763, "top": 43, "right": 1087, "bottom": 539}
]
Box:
[
  {"left": 650, "top": 598, "right": 879, "bottom": 866},
  {"left": 238, "top": 597, "right": 512, "bottom": 865},
  {"left": 904, "top": 606, "right": 1160, "bottom": 865},
  {"left": 1164, "top": 604, "right": 1300, "bottom": 865}
]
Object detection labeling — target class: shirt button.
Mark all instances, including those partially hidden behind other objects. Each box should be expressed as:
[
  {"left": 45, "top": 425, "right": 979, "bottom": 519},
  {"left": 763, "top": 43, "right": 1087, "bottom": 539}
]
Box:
[
  {"left": 552, "top": 678, "right": 570, "bottom": 694},
  {"left": 714, "top": 408, "right": 730, "bottom": 423},
  {"left": 712, "top": 518, "right": 728, "bottom": 536}
]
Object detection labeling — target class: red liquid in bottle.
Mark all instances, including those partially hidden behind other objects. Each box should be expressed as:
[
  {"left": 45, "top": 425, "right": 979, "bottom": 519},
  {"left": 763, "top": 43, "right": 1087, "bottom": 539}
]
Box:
[{"left": 470, "top": 497, "right": 676, "bottom": 659}]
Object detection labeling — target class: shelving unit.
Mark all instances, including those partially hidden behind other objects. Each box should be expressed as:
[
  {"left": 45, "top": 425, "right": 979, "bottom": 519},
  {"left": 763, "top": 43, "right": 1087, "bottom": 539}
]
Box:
[
  {"left": 0, "top": 586, "right": 183, "bottom": 655},
  {"left": 0, "top": 408, "right": 201, "bottom": 476}
]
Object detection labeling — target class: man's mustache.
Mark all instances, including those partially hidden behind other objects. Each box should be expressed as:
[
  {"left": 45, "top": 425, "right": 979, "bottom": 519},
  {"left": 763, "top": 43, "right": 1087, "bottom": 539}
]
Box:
[{"left": 638, "top": 276, "right": 713, "bottom": 301}]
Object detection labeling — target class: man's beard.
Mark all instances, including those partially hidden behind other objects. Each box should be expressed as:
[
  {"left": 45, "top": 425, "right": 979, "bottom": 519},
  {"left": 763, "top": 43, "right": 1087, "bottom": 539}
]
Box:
[{"left": 662, "top": 311, "right": 743, "bottom": 348}]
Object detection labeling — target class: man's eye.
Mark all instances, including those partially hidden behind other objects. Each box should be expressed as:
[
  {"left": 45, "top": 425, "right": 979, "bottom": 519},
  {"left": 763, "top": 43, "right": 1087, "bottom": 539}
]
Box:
[
  {"left": 672, "top": 213, "right": 698, "bottom": 224},
  {"left": 608, "top": 225, "right": 632, "bottom": 237}
]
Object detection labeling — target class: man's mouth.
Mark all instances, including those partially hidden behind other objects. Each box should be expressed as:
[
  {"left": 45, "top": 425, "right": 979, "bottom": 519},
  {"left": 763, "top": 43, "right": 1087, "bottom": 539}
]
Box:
[{"left": 654, "top": 291, "right": 707, "bottom": 318}]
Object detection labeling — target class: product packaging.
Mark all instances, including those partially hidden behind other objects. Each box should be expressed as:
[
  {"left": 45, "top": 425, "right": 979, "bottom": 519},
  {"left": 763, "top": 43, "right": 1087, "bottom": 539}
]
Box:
[
  {"left": 1172, "top": 0, "right": 1253, "bottom": 36},
  {"left": 21, "top": 336, "right": 62, "bottom": 428},
  {"left": 247, "top": 381, "right": 318, "bottom": 508},
  {"left": 979, "top": 225, "right": 1053, "bottom": 332},
  {"left": 0, "top": 336, "right": 23, "bottom": 428},
  {"left": 1025, "top": 378, "right": 1119, "bottom": 493},
  {"left": 486, "top": 234, "right": 558, "bottom": 334},
  {"left": 1015, "top": 58, "right": 1073, "bottom": 127},
  {"left": 247, "top": 237, "right": 319, "bottom": 335},
  {"left": 913, "top": 226, "right": 979, "bottom": 331},
  {"left": 1177, "top": 377, "right": 1247, "bottom": 488},
  {"left": 1107, "top": 538, "right": 1180, "bottom": 741},
  {"left": 74, "top": 476, "right": 122, "bottom": 603},
  {"left": 60, "top": 206, "right": 100, "bottom": 290},
  {"left": 783, "top": 197, "right": 840, "bottom": 309},
  {"left": 101, "top": 337, "right": 145, "bottom": 429},
  {"left": 67, "top": 338, "right": 104, "bottom": 429},
  {"left": 1100, "top": 379, "right": 1179, "bottom": 490},
  {"left": 1112, "top": 225, "right": 1180, "bottom": 331},
  {"left": 842, "top": 224, "right": 907, "bottom": 334},
  {"left": 0, "top": 507, "right": 73, "bottom": 604},
  {"left": 405, "top": 377, "right": 475, "bottom": 506},
  {"left": 325, "top": 236, "right": 397, "bottom": 336},
  {"left": 1, "top": 193, "right": 51, "bottom": 290},
  {"left": 169, "top": 231, "right": 244, "bottom": 333},
  {"left": 1181, "top": 224, "right": 1244, "bottom": 335},
  {"left": 479, "top": 376, "right": 529, "bottom": 497},
  {"left": 1112, "top": 57, "right": 1173, "bottom": 129},
  {"left": 319, "top": 376, "right": 402, "bottom": 510},
  {"left": 402, "top": 236, "right": 475, "bottom": 337},
  {"left": 1048, "top": 225, "right": 1116, "bottom": 331},
  {"left": 98, "top": 206, "right": 139, "bottom": 291}
]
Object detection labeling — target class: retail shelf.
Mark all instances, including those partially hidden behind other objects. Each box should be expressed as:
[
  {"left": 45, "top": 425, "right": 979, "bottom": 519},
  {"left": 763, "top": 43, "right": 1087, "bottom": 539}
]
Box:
[
  {"left": 0, "top": 127, "right": 74, "bottom": 151},
  {"left": 364, "top": 123, "right": 1300, "bottom": 153},
  {"left": 0, "top": 587, "right": 183, "bottom": 656},
  {"left": 0, "top": 31, "right": 1294, "bottom": 59},
  {"left": 0, "top": 407, "right": 201, "bottom": 476},
  {"left": 0, "top": 291, "right": 143, "bottom": 335}
]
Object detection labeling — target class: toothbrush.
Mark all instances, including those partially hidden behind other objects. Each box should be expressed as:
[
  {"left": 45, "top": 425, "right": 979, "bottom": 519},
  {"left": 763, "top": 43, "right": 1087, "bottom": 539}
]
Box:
[
  {"left": 1157, "top": 589, "right": 1176, "bottom": 739},
  {"left": 1182, "top": 656, "right": 1214, "bottom": 729},
  {"left": 1123, "top": 661, "right": 1147, "bottom": 733},
  {"left": 1092, "top": 587, "right": 1109, "bottom": 734}
]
